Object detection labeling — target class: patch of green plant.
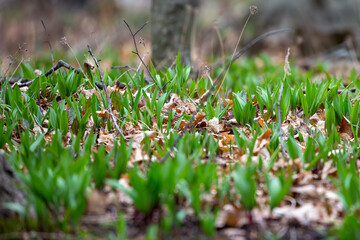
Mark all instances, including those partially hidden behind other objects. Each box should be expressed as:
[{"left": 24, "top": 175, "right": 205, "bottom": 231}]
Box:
[
  {"left": 8, "top": 130, "right": 92, "bottom": 231},
  {"left": 232, "top": 163, "right": 257, "bottom": 210},
  {"left": 233, "top": 90, "right": 256, "bottom": 125},
  {"left": 266, "top": 169, "right": 292, "bottom": 210}
]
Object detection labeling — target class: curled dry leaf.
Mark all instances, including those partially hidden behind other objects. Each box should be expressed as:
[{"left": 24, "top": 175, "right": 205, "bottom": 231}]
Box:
[
  {"left": 98, "top": 130, "right": 115, "bottom": 152},
  {"left": 81, "top": 88, "right": 100, "bottom": 100},
  {"left": 96, "top": 108, "right": 110, "bottom": 118},
  {"left": 309, "top": 110, "right": 326, "bottom": 135},
  {"left": 86, "top": 189, "right": 108, "bottom": 214},
  {"left": 257, "top": 117, "right": 265, "bottom": 128},
  {"left": 321, "top": 160, "right": 336, "bottom": 180},
  {"left": 34, "top": 69, "right": 42, "bottom": 76},
  {"left": 253, "top": 128, "right": 272, "bottom": 163},
  {"left": 192, "top": 112, "right": 205, "bottom": 127},
  {"left": 207, "top": 117, "right": 220, "bottom": 133},
  {"left": 128, "top": 130, "right": 157, "bottom": 148},
  {"left": 163, "top": 93, "right": 181, "bottom": 111},
  {"left": 216, "top": 204, "right": 248, "bottom": 228},
  {"left": 339, "top": 116, "right": 353, "bottom": 139},
  {"left": 131, "top": 148, "right": 150, "bottom": 162}
]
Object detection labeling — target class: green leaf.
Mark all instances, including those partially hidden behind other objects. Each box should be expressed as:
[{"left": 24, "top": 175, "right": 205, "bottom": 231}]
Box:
[
  {"left": 30, "top": 133, "right": 45, "bottom": 152},
  {"left": 285, "top": 135, "right": 303, "bottom": 163},
  {"left": 21, "top": 63, "right": 35, "bottom": 79},
  {"left": 299, "top": 90, "right": 309, "bottom": 118},
  {"left": 60, "top": 111, "right": 69, "bottom": 135},
  {"left": 350, "top": 100, "right": 359, "bottom": 125},
  {"left": 325, "top": 103, "right": 336, "bottom": 133},
  {"left": 232, "top": 163, "right": 257, "bottom": 210}
]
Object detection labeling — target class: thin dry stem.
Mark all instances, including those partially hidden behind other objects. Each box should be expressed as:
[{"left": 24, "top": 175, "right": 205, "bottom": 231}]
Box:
[
  {"left": 214, "top": 24, "right": 225, "bottom": 65},
  {"left": 88, "top": 45, "right": 125, "bottom": 138},
  {"left": 60, "top": 37, "right": 82, "bottom": 71},
  {"left": 123, "top": 20, "right": 164, "bottom": 94},
  {"left": 277, "top": 48, "right": 291, "bottom": 159},
  {"left": 41, "top": 20, "right": 55, "bottom": 67},
  {"left": 213, "top": 7, "right": 254, "bottom": 101}
]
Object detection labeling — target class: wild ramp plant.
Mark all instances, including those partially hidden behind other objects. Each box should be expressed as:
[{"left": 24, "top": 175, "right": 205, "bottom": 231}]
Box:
[{"left": 2, "top": 18, "right": 360, "bottom": 240}]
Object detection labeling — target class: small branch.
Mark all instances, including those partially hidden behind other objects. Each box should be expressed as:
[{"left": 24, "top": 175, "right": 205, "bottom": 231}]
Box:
[
  {"left": 302, "top": 88, "right": 356, "bottom": 94},
  {"left": 133, "top": 22, "right": 148, "bottom": 36},
  {"left": 278, "top": 48, "right": 292, "bottom": 159},
  {"left": 44, "top": 60, "right": 83, "bottom": 77},
  {"left": 214, "top": 29, "right": 294, "bottom": 83},
  {"left": 123, "top": 20, "right": 163, "bottom": 94},
  {"left": 88, "top": 45, "right": 125, "bottom": 138},
  {"left": 16, "top": 60, "right": 104, "bottom": 89},
  {"left": 161, "top": 77, "right": 174, "bottom": 90},
  {"left": 111, "top": 65, "right": 137, "bottom": 72},
  {"left": 41, "top": 20, "right": 55, "bottom": 67},
  {"left": 277, "top": 81, "right": 286, "bottom": 158}
]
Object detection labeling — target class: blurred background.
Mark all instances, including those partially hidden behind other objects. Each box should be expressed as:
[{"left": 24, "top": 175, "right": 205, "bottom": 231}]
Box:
[{"left": 0, "top": 0, "right": 359, "bottom": 74}]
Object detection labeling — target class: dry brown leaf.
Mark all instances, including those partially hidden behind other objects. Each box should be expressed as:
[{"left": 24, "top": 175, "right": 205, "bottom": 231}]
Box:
[
  {"left": 178, "top": 120, "right": 187, "bottom": 130},
  {"left": 339, "top": 116, "right": 353, "bottom": 139},
  {"left": 96, "top": 108, "right": 109, "bottom": 118},
  {"left": 129, "top": 130, "right": 157, "bottom": 149},
  {"left": 273, "top": 203, "right": 323, "bottom": 224},
  {"left": 98, "top": 131, "right": 115, "bottom": 152},
  {"left": 216, "top": 204, "right": 247, "bottom": 228},
  {"left": 81, "top": 87, "right": 100, "bottom": 100},
  {"left": 252, "top": 128, "right": 272, "bottom": 163},
  {"left": 207, "top": 117, "right": 220, "bottom": 133},
  {"left": 291, "top": 185, "right": 318, "bottom": 198},
  {"left": 86, "top": 189, "right": 108, "bottom": 214},
  {"left": 193, "top": 112, "right": 205, "bottom": 127},
  {"left": 257, "top": 117, "right": 265, "bottom": 128},
  {"left": 163, "top": 93, "right": 181, "bottom": 111},
  {"left": 321, "top": 160, "right": 336, "bottom": 180},
  {"left": 131, "top": 148, "right": 150, "bottom": 162}
]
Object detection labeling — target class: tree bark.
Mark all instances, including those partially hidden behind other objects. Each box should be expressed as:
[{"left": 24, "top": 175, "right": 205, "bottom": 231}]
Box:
[{"left": 151, "top": 0, "right": 199, "bottom": 68}]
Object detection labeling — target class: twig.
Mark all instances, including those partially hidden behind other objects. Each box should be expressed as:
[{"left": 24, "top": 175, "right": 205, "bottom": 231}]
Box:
[
  {"left": 88, "top": 45, "right": 125, "bottom": 138},
  {"left": 15, "top": 60, "right": 104, "bottom": 89},
  {"left": 278, "top": 48, "right": 291, "bottom": 159},
  {"left": 214, "top": 24, "right": 225, "bottom": 66},
  {"left": 111, "top": 65, "right": 137, "bottom": 71},
  {"left": 123, "top": 20, "right": 164, "bottom": 94},
  {"left": 41, "top": 19, "right": 55, "bottom": 67},
  {"left": 302, "top": 87, "right": 357, "bottom": 94},
  {"left": 44, "top": 60, "right": 83, "bottom": 77},
  {"left": 213, "top": 5, "right": 256, "bottom": 100},
  {"left": 213, "top": 28, "right": 294, "bottom": 95},
  {"left": 277, "top": 81, "right": 286, "bottom": 158}
]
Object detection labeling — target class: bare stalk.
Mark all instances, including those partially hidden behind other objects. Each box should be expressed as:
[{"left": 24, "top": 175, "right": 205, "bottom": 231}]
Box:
[
  {"left": 16, "top": 60, "right": 104, "bottom": 89},
  {"left": 123, "top": 20, "right": 164, "bottom": 94},
  {"left": 41, "top": 20, "right": 55, "bottom": 67},
  {"left": 88, "top": 45, "right": 125, "bottom": 138},
  {"left": 277, "top": 48, "right": 291, "bottom": 159}
]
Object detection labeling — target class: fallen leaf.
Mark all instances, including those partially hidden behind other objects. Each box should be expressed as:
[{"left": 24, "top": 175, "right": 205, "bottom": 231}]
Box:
[
  {"left": 207, "top": 117, "right": 220, "bottom": 133},
  {"left": 339, "top": 116, "right": 353, "bottom": 139}
]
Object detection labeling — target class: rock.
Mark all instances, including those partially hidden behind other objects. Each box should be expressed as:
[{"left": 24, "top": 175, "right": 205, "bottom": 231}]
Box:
[{"left": 0, "top": 153, "right": 27, "bottom": 218}]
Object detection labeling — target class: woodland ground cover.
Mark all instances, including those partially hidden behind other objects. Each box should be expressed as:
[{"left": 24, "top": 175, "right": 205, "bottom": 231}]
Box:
[{"left": 0, "top": 42, "right": 360, "bottom": 239}]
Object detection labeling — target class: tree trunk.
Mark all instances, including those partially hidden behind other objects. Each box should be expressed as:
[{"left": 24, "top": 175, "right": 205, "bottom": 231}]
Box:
[{"left": 151, "top": 0, "right": 199, "bottom": 68}]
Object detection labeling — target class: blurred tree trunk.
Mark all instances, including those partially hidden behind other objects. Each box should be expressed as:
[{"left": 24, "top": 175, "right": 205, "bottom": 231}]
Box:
[{"left": 151, "top": 0, "right": 199, "bottom": 68}]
